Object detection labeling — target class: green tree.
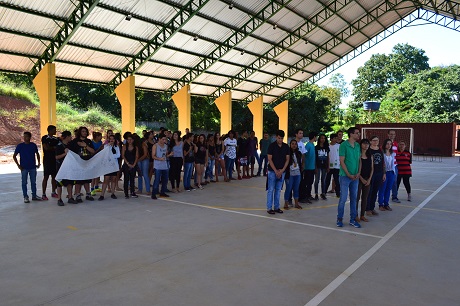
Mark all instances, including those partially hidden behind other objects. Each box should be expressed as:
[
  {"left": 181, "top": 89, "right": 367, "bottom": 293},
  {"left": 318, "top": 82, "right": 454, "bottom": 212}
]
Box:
[{"left": 351, "top": 43, "right": 430, "bottom": 103}]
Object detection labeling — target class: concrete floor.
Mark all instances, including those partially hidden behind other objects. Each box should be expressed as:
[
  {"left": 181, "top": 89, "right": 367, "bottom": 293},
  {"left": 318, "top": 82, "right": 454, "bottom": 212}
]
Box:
[{"left": 1, "top": 158, "right": 459, "bottom": 306}]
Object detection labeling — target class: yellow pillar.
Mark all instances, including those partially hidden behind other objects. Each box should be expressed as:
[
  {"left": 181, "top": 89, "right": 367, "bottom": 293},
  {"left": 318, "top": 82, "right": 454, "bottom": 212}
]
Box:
[
  {"left": 247, "top": 96, "right": 263, "bottom": 141},
  {"left": 274, "top": 100, "right": 288, "bottom": 143},
  {"left": 172, "top": 85, "right": 191, "bottom": 135},
  {"left": 33, "top": 63, "right": 56, "bottom": 138},
  {"left": 114, "top": 76, "right": 136, "bottom": 134},
  {"left": 214, "top": 91, "right": 232, "bottom": 135}
]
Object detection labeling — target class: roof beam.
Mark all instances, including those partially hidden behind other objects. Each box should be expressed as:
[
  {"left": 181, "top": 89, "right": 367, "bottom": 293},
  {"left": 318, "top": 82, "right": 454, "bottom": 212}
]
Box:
[
  {"left": 272, "top": 7, "right": 460, "bottom": 104},
  {"left": 243, "top": 0, "right": 412, "bottom": 101},
  {"left": 28, "top": 0, "right": 100, "bottom": 77},
  {"left": 108, "top": 0, "right": 211, "bottom": 87},
  {"left": 165, "top": 0, "right": 294, "bottom": 93},
  {"left": 209, "top": 0, "right": 355, "bottom": 98}
]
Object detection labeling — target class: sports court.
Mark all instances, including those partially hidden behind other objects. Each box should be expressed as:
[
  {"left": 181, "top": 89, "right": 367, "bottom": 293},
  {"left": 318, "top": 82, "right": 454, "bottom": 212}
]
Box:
[{"left": 1, "top": 157, "right": 459, "bottom": 305}]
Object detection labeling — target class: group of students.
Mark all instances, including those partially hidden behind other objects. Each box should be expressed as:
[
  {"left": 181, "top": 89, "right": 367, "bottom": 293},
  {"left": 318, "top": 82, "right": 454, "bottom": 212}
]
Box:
[
  {"left": 13, "top": 125, "right": 276, "bottom": 206},
  {"left": 265, "top": 127, "right": 413, "bottom": 229}
]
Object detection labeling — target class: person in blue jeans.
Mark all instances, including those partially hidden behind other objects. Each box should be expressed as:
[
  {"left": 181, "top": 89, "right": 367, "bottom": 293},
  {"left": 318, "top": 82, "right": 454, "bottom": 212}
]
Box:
[
  {"left": 13, "top": 131, "right": 42, "bottom": 203},
  {"left": 283, "top": 139, "right": 304, "bottom": 210},
  {"left": 266, "top": 130, "right": 290, "bottom": 214},
  {"left": 378, "top": 139, "right": 396, "bottom": 211},
  {"left": 182, "top": 133, "right": 196, "bottom": 191},
  {"left": 337, "top": 127, "right": 361, "bottom": 228},
  {"left": 151, "top": 134, "right": 173, "bottom": 199}
]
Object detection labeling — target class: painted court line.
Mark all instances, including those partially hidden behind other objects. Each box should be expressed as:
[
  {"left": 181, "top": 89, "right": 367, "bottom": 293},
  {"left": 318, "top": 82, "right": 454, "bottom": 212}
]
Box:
[
  {"left": 305, "top": 173, "right": 457, "bottom": 306},
  {"left": 160, "top": 198, "right": 383, "bottom": 239}
]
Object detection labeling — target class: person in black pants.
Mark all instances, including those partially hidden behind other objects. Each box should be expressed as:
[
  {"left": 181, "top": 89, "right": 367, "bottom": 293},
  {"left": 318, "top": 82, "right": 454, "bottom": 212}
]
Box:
[
  {"left": 169, "top": 131, "right": 183, "bottom": 193},
  {"left": 121, "top": 134, "right": 139, "bottom": 199},
  {"left": 366, "top": 136, "right": 384, "bottom": 216}
]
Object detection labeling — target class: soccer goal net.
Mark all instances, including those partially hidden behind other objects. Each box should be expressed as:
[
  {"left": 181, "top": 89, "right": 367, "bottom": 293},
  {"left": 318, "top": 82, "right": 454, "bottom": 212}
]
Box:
[{"left": 361, "top": 127, "right": 414, "bottom": 153}]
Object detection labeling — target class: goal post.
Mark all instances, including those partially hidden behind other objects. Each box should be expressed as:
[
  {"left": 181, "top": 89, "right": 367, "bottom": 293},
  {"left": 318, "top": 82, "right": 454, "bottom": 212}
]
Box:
[{"left": 361, "top": 127, "right": 414, "bottom": 153}]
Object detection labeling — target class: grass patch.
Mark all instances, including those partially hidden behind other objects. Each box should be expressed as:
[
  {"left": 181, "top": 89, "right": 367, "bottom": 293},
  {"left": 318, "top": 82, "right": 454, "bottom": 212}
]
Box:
[{"left": 0, "top": 83, "right": 38, "bottom": 105}]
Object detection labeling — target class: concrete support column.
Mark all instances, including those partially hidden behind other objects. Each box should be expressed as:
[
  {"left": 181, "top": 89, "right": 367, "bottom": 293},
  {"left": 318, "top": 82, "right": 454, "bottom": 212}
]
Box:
[
  {"left": 274, "top": 100, "right": 288, "bottom": 143},
  {"left": 115, "top": 76, "right": 136, "bottom": 134},
  {"left": 33, "top": 63, "right": 56, "bottom": 137},
  {"left": 172, "top": 85, "right": 191, "bottom": 135},
  {"left": 214, "top": 91, "right": 232, "bottom": 135},
  {"left": 247, "top": 96, "right": 263, "bottom": 141}
]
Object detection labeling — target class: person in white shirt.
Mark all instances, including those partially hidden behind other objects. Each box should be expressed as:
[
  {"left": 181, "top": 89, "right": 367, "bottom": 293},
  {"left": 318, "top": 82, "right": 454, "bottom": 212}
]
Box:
[
  {"left": 325, "top": 133, "right": 341, "bottom": 197},
  {"left": 223, "top": 130, "right": 237, "bottom": 181},
  {"left": 99, "top": 134, "right": 121, "bottom": 201}
]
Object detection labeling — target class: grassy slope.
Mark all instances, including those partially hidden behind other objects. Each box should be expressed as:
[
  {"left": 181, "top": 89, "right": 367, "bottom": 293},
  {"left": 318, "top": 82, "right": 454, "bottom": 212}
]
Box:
[{"left": 0, "top": 83, "right": 146, "bottom": 140}]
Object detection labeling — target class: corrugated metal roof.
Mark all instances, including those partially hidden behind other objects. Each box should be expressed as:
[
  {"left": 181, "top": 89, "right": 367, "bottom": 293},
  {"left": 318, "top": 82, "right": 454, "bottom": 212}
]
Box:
[{"left": 0, "top": 0, "right": 454, "bottom": 102}]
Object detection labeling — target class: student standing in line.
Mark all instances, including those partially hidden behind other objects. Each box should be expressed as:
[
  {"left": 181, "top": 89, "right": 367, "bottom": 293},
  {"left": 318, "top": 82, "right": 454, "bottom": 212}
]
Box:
[
  {"left": 204, "top": 134, "right": 216, "bottom": 184},
  {"left": 325, "top": 133, "right": 341, "bottom": 198},
  {"left": 182, "top": 133, "right": 196, "bottom": 191},
  {"left": 314, "top": 134, "right": 330, "bottom": 200},
  {"left": 237, "top": 130, "right": 250, "bottom": 179},
  {"left": 257, "top": 132, "right": 271, "bottom": 176},
  {"left": 336, "top": 127, "right": 361, "bottom": 228},
  {"left": 247, "top": 131, "right": 258, "bottom": 177},
  {"left": 145, "top": 131, "right": 156, "bottom": 183},
  {"left": 214, "top": 132, "right": 227, "bottom": 182},
  {"left": 98, "top": 134, "right": 120, "bottom": 201},
  {"left": 366, "top": 136, "right": 384, "bottom": 216},
  {"left": 283, "top": 139, "right": 304, "bottom": 210},
  {"left": 223, "top": 130, "right": 237, "bottom": 182},
  {"left": 151, "top": 133, "right": 172, "bottom": 199},
  {"left": 121, "top": 134, "right": 139, "bottom": 199},
  {"left": 169, "top": 131, "right": 183, "bottom": 193},
  {"left": 13, "top": 131, "right": 42, "bottom": 203},
  {"left": 395, "top": 140, "right": 413, "bottom": 201},
  {"left": 41, "top": 125, "right": 59, "bottom": 200},
  {"left": 357, "top": 139, "right": 373, "bottom": 222},
  {"left": 266, "top": 130, "right": 290, "bottom": 215},
  {"left": 194, "top": 134, "right": 208, "bottom": 189},
  {"left": 68, "top": 126, "right": 95, "bottom": 202},
  {"left": 388, "top": 129, "right": 401, "bottom": 203},
  {"left": 303, "top": 131, "right": 318, "bottom": 202},
  {"left": 90, "top": 131, "right": 104, "bottom": 196},
  {"left": 378, "top": 139, "right": 396, "bottom": 211},
  {"left": 54, "top": 131, "right": 76, "bottom": 206},
  {"left": 137, "top": 132, "right": 151, "bottom": 195}
]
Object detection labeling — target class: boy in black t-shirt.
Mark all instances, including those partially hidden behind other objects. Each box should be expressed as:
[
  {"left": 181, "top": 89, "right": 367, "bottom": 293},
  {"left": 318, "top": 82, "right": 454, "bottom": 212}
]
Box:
[
  {"left": 55, "top": 131, "right": 77, "bottom": 206},
  {"left": 68, "top": 126, "right": 95, "bottom": 202},
  {"left": 41, "top": 125, "right": 60, "bottom": 200},
  {"left": 237, "top": 131, "right": 250, "bottom": 179}
]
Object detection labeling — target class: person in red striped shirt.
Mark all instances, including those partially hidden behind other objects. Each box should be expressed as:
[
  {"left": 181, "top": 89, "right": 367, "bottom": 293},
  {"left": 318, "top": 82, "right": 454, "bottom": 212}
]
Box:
[{"left": 395, "top": 140, "right": 412, "bottom": 201}]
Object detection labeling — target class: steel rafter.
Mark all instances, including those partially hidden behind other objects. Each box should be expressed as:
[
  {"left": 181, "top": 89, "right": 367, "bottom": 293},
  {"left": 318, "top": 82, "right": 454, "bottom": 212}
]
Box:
[
  {"left": 29, "top": 0, "right": 100, "bottom": 77},
  {"left": 165, "top": 0, "right": 293, "bottom": 94},
  {"left": 109, "top": 0, "right": 211, "bottom": 87},
  {"left": 0, "top": 25, "right": 293, "bottom": 94},
  {"left": 209, "top": 0, "right": 356, "bottom": 98},
  {"left": 243, "top": 0, "right": 411, "bottom": 101},
  {"left": 413, "top": 0, "right": 460, "bottom": 20},
  {"left": 272, "top": 7, "right": 460, "bottom": 104}
]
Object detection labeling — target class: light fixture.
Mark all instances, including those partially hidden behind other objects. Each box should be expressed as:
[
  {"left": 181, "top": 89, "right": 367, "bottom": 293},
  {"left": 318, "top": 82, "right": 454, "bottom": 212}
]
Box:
[
  {"left": 241, "top": 50, "right": 245, "bottom": 55},
  {"left": 193, "top": 35, "right": 198, "bottom": 41},
  {"left": 304, "top": 40, "right": 308, "bottom": 44},
  {"left": 301, "top": 71, "right": 305, "bottom": 74},
  {"left": 125, "top": 14, "right": 132, "bottom": 21},
  {"left": 274, "top": 61, "right": 278, "bottom": 66},
  {"left": 273, "top": 24, "right": 277, "bottom": 30},
  {"left": 229, "top": 3, "right": 233, "bottom": 9}
]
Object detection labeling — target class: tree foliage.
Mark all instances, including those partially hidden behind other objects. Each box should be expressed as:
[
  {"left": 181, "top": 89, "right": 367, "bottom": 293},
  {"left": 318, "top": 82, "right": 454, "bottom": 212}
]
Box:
[{"left": 351, "top": 43, "right": 430, "bottom": 103}]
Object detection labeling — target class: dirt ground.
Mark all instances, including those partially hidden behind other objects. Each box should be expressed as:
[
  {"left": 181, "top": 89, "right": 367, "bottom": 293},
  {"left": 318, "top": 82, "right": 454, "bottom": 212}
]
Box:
[{"left": 0, "top": 96, "right": 41, "bottom": 164}]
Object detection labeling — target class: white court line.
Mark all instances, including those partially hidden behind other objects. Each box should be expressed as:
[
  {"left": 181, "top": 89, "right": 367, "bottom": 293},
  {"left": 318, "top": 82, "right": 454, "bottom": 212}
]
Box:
[
  {"left": 305, "top": 173, "right": 457, "bottom": 306},
  {"left": 160, "top": 198, "right": 383, "bottom": 239},
  {"left": 412, "top": 188, "right": 436, "bottom": 192}
]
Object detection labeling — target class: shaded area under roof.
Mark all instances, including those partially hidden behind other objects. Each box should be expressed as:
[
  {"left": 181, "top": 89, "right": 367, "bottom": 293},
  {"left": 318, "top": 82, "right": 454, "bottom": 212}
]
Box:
[{"left": 0, "top": 0, "right": 459, "bottom": 103}]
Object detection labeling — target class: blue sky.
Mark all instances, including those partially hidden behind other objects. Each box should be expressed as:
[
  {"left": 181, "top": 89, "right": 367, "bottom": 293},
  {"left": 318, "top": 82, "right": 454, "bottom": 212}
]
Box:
[{"left": 315, "top": 20, "right": 460, "bottom": 107}]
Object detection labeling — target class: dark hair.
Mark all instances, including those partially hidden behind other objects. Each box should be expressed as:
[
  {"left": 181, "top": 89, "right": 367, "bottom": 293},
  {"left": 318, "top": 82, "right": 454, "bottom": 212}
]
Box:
[
  {"left": 123, "top": 132, "right": 132, "bottom": 140},
  {"left": 47, "top": 125, "right": 56, "bottom": 132},
  {"left": 370, "top": 135, "right": 379, "bottom": 141},
  {"left": 143, "top": 131, "right": 151, "bottom": 140},
  {"left": 61, "top": 131, "right": 71, "bottom": 138},
  {"left": 330, "top": 133, "right": 338, "bottom": 141},
  {"left": 276, "top": 130, "right": 285, "bottom": 138},
  {"left": 294, "top": 128, "right": 303, "bottom": 135},
  {"left": 289, "top": 139, "right": 298, "bottom": 149},
  {"left": 23, "top": 131, "right": 32, "bottom": 137},
  {"left": 108, "top": 134, "right": 118, "bottom": 146},
  {"left": 308, "top": 131, "right": 318, "bottom": 139},
  {"left": 360, "top": 138, "right": 371, "bottom": 157},
  {"left": 382, "top": 138, "right": 393, "bottom": 154},
  {"left": 316, "top": 134, "right": 329, "bottom": 148},
  {"left": 78, "top": 126, "right": 89, "bottom": 138},
  {"left": 347, "top": 127, "right": 358, "bottom": 137}
]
